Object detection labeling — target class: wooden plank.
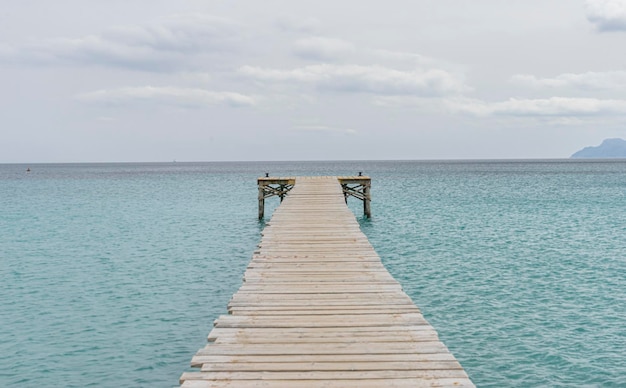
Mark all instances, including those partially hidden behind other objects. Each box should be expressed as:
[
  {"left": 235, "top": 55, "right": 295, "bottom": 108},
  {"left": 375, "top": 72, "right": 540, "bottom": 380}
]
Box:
[
  {"left": 195, "top": 342, "right": 449, "bottom": 356},
  {"left": 242, "top": 277, "right": 399, "bottom": 283},
  {"left": 200, "top": 361, "right": 464, "bottom": 372},
  {"left": 182, "top": 378, "right": 475, "bottom": 388},
  {"left": 245, "top": 265, "right": 389, "bottom": 271},
  {"left": 227, "top": 308, "right": 421, "bottom": 316},
  {"left": 208, "top": 326, "right": 438, "bottom": 342},
  {"left": 213, "top": 313, "right": 429, "bottom": 328},
  {"left": 191, "top": 352, "right": 459, "bottom": 367},
  {"left": 229, "top": 293, "right": 409, "bottom": 299},
  {"left": 208, "top": 331, "right": 440, "bottom": 344},
  {"left": 182, "top": 369, "right": 470, "bottom": 380},
  {"left": 227, "top": 301, "right": 416, "bottom": 308},
  {"left": 227, "top": 304, "right": 419, "bottom": 311},
  {"left": 237, "top": 283, "right": 403, "bottom": 290},
  {"left": 228, "top": 294, "right": 412, "bottom": 302},
  {"left": 208, "top": 325, "right": 437, "bottom": 338}
]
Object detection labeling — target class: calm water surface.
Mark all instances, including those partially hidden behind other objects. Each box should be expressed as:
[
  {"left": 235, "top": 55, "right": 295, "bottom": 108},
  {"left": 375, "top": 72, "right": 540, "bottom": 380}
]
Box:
[{"left": 1, "top": 160, "right": 625, "bottom": 387}]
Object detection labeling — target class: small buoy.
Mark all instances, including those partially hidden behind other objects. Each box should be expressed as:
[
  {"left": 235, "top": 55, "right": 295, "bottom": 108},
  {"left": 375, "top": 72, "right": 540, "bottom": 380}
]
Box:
[{"left": 26, "top": 168, "right": 31, "bottom": 173}]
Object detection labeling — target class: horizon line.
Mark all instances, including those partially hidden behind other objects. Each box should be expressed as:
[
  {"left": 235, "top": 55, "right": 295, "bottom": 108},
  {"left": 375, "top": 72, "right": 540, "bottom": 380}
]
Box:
[{"left": 3, "top": 157, "right": 626, "bottom": 165}]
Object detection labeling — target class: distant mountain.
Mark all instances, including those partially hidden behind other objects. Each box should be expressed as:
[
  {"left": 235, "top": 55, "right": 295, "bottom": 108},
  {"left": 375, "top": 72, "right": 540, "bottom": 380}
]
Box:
[{"left": 571, "top": 138, "right": 626, "bottom": 158}]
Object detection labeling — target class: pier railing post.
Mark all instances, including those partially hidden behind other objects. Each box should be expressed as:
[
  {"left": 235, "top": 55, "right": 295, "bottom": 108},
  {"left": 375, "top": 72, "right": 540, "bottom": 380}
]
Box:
[
  {"left": 364, "top": 180, "right": 371, "bottom": 218},
  {"left": 258, "top": 184, "right": 265, "bottom": 219},
  {"left": 257, "top": 177, "right": 295, "bottom": 219},
  {"left": 338, "top": 176, "right": 371, "bottom": 218}
]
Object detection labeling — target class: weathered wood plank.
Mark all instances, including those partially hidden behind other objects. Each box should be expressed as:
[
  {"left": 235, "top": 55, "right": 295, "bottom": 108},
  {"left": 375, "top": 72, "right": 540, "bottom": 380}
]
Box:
[
  {"left": 191, "top": 352, "right": 459, "bottom": 367},
  {"left": 208, "top": 330, "right": 440, "bottom": 344},
  {"left": 195, "top": 342, "right": 450, "bottom": 356},
  {"left": 227, "top": 304, "right": 419, "bottom": 311},
  {"left": 181, "top": 378, "right": 475, "bottom": 388},
  {"left": 182, "top": 369, "right": 470, "bottom": 380},
  {"left": 227, "top": 308, "right": 421, "bottom": 316},
  {"left": 213, "top": 313, "right": 429, "bottom": 328},
  {"left": 199, "top": 361, "right": 463, "bottom": 372},
  {"left": 191, "top": 353, "right": 458, "bottom": 366},
  {"left": 207, "top": 326, "right": 438, "bottom": 341},
  {"left": 228, "top": 295, "right": 413, "bottom": 303}
]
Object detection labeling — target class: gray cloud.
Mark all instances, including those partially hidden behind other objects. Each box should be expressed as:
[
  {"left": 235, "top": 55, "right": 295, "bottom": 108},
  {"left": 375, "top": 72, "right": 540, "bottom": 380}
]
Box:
[
  {"left": 0, "top": 14, "right": 241, "bottom": 71},
  {"left": 369, "top": 49, "right": 460, "bottom": 70},
  {"left": 292, "top": 125, "right": 357, "bottom": 135},
  {"left": 292, "top": 37, "right": 355, "bottom": 61},
  {"left": 585, "top": 0, "right": 626, "bottom": 31},
  {"left": 274, "top": 16, "right": 321, "bottom": 33},
  {"left": 104, "top": 14, "right": 241, "bottom": 54},
  {"left": 449, "top": 97, "right": 626, "bottom": 117},
  {"left": 511, "top": 71, "right": 626, "bottom": 90},
  {"left": 376, "top": 96, "right": 626, "bottom": 117},
  {"left": 239, "top": 64, "right": 468, "bottom": 96},
  {"left": 77, "top": 86, "right": 255, "bottom": 108}
]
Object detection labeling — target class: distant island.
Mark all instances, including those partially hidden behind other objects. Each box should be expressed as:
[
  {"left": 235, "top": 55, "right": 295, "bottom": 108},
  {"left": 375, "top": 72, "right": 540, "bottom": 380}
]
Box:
[{"left": 571, "top": 138, "right": 626, "bottom": 158}]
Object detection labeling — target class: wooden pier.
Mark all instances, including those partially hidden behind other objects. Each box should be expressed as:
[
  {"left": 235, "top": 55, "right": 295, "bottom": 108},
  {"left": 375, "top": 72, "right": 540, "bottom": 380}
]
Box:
[{"left": 180, "top": 176, "right": 474, "bottom": 387}]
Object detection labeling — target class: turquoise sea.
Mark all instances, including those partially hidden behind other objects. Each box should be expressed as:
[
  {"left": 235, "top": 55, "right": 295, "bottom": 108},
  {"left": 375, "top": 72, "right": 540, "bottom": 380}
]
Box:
[{"left": 1, "top": 160, "right": 625, "bottom": 387}]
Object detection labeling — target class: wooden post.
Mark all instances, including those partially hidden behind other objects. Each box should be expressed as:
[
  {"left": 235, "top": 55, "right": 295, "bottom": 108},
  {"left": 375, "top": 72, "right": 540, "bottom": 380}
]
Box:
[
  {"left": 258, "top": 184, "right": 265, "bottom": 219},
  {"left": 257, "top": 177, "right": 296, "bottom": 219},
  {"left": 338, "top": 177, "right": 371, "bottom": 218},
  {"left": 363, "top": 181, "right": 371, "bottom": 218},
  {"left": 279, "top": 184, "right": 285, "bottom": 202}
]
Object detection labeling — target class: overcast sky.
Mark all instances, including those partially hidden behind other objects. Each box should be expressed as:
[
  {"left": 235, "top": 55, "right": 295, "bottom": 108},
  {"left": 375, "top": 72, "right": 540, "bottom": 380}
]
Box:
[{"left": 2, "top": 0, "right": 626, "bottom": 162}]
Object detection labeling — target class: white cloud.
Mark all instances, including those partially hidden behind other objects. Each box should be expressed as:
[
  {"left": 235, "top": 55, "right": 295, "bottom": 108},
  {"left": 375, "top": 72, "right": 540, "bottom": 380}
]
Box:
[
  {"left": 274, "top": 16, "right": 321, "bottom": 33},
  {"left": 177, "top": 72, "right": 214, "bottom": 84},
  {"left": 585, "top": 0, "right": 626, "bottom": 31},
  {"left": 105, "top": 14, "right": 240, "bottom": 53},
  {"left": 1, "top": 14, "right": 241, "bottom": 71},
  {"left": 376, "top": 96, "right": 626, "bottom": 118},
  {"left": 0, "top": 43, "right": 15, "bottom": 58},
  {"left": 369, "top": 49, "right": 461, "bottom": 71},
  {"left": 448, "top": 97, "right": 626, "bottom": 117},
  {"left": 77, "top": 86, "right": 255, "bottom": 108},
  {"left": 512, "top": 71, "right": 626, "bottom": 90},
  {"left": 292, "top": 37, "right": 355, "bottom": 61},
  {"left": 547, "top": 117, "right": 587, "bottom": 126},
  {"left": 292, "top": 125, "right": 357, "bottom": 135},
  {"left": 239, "top": 64, "right": 467, "bottom": 96}
]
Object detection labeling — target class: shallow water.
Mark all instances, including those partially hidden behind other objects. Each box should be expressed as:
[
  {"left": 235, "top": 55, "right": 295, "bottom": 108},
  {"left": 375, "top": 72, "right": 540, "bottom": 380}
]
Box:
[{"left": 1, "top": 160, "right": 625, "bottom": 387}]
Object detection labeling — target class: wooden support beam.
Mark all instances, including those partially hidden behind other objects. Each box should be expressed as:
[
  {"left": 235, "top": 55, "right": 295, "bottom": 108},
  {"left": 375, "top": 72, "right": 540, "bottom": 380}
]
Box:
[
  {"left": 363, "top": 180, "right": 371, "bottom": 218},
  {"left": 258, "top": 176, "right": 371, "bottom": 219},
  {"left": 338, "top": 176, "right": 372, "bottom": 218},
  {"left": 258, "top": 185, "right": 265, "bottom": 219},
  {"left": 257, "top": 178, "right": 296, "bottom": 219}
]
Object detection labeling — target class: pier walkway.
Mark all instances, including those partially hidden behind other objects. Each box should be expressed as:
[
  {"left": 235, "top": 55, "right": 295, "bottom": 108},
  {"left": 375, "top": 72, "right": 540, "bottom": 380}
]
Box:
[{"left": 180, "top": 176, "right": 474, "bottom": 387}]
